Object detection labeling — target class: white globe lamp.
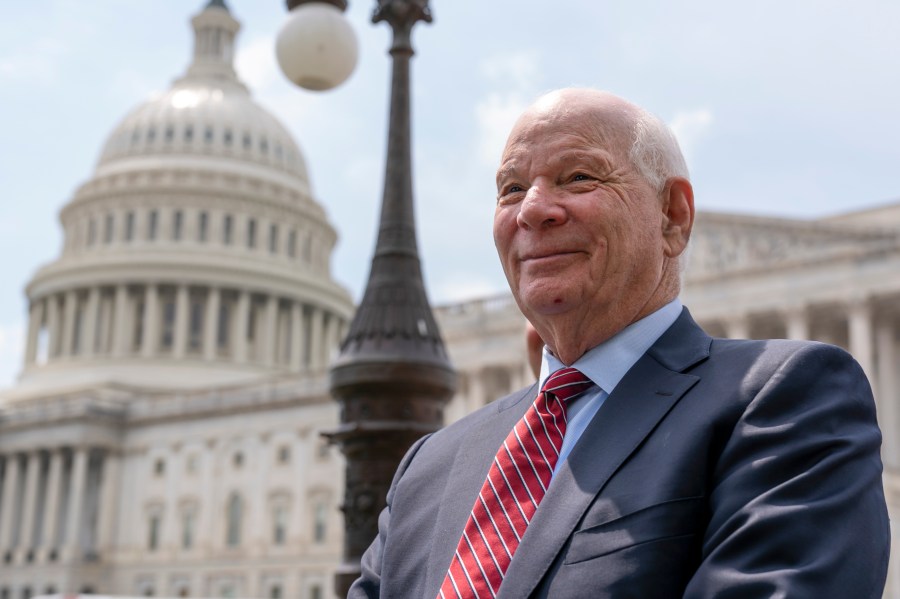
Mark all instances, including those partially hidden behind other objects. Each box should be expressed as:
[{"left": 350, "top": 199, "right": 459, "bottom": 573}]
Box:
[{"left": 276, "top": 0, "right": 359, "bottom": 91}]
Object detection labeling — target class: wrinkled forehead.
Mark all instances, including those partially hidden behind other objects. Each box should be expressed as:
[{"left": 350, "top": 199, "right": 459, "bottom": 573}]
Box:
[{"left": 500, "top": 94, "right": 635, "bottom": 167}]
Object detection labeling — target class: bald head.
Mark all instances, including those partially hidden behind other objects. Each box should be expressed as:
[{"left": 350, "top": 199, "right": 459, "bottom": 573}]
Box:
[{"left": 506, "top": 88, "right": 689, "bottom": 193}]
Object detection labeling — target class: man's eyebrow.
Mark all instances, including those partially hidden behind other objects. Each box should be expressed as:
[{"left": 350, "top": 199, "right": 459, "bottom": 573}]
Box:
[
  {"left": 555, "top": 149, "right": 615, "bottom": 169},
  {"left": 495, "top": 165, "right": 518, "bottom": 186}
]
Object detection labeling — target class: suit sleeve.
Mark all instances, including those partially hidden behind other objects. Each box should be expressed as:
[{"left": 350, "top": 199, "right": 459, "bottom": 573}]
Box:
[
  {"left": 684, "top": 343, "right": 891, "bottom": 598},
  {"left": 347, "top": 432, "right": 433, "bottom": 598}
]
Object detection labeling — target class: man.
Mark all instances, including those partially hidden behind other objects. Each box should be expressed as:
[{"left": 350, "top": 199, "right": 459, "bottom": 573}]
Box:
[{"left": 349, "top": 88, "right": 890, "bottom": 598}]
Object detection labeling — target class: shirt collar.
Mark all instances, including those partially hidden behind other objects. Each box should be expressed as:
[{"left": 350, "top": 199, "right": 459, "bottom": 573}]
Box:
[{"left": 539, "top": 299, "right": 683, "bottom": 394}]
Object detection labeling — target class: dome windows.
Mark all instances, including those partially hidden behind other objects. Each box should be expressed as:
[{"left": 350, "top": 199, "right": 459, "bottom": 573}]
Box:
[
  {"left": 148, "top": 210, "right": 159, "bottom": 241},
  {"left": 242, "top": 133, "right": 252, "bottom": 151},
  {"left": 247, "top": 218, "right": 257, "bottom": 249},
  {"left": 223, "top": 215, "right": 234, "bottom": 245},
  {"left": 184, "top": 125, "right": 194, "bottom": 144},
  {"left": 224, "top": 129, "right": 233, "bottom": 146},
  {"left": 71, "top": 205, "right": 319, "bottom": 269},
  {"left": 287, "top": 230, "right": 297, "bottom": 258},
  {"left": 125, "top": 212, "right": 135, "bottom": 241},
  {"left": 147, "top": 127, "right": 156, "bottom": 144},
  {"left": 173, "top": 211, "right": 184, "bottom": 241},
  {"left": 198, "top": 211, "right": 209, "bottom": 242},
  {"left": 165, "top": 126, "right": 175, "bottom": 143},
  {"left": 204, "top": 126, "right": 215, "bottom": 144},
  {"left": 269, "top": 224, "right": 278, "bottom": 254},
  {"left": 104, "top": 214, "right": 115, "bottom": 244}
]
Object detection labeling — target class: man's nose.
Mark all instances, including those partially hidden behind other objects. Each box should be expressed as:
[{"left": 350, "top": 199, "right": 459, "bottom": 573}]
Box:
[{"left": 516, "top": 184, "right": 568, "bottom": 229}]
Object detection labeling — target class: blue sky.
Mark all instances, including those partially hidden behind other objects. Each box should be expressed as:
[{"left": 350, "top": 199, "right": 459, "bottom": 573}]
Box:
[{"left": 1, "top": 0, "right": 899, "bottom": 388}]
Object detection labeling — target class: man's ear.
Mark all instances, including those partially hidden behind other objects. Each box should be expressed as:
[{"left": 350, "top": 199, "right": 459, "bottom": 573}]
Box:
[{"left": 661, "top": 177, "right": 694, "bottom": 258}]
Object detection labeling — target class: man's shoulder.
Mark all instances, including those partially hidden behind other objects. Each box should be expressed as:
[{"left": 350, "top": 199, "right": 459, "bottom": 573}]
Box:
[
  {"left": 705, "top": 336, "right": 857, "bottom": 366},
  {"left": 421, "top": 383, "right": 537, "bottom": 452}
]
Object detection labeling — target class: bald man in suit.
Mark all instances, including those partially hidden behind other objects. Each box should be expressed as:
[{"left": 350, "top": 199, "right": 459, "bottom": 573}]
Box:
[{"left": 348, "top": 88, "right": 890, "bottom": 598}]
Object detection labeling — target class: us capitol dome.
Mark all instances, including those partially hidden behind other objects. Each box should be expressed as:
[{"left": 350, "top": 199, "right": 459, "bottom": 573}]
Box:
[{"left": 13, "top": 0, "right": 353, "bottom": 398}]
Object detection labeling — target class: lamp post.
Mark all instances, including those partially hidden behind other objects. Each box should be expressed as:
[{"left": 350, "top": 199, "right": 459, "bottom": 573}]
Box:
[{"left": 276, "top": 1, "right": 457, "bottom": 595}]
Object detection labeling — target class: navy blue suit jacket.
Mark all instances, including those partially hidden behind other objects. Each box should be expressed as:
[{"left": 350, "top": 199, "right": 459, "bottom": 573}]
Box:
[{"left": 350, "top": 309, "right": 890, "bottom": 598}]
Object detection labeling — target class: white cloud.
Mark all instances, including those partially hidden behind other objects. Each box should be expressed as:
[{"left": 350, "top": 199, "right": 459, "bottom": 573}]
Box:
[
  {"left": 480, "top": 51, "right": 539, "bottom": 91},
  {"left": 236, "top": 35, "right": 281, "bottom": 92},
  {"left": 474, "top": 51, "right": 540, "bottom": 166},
  {"left": 475, "top": 93, "right": 529, "bottom": 166},
  {"left": 0, "top": 322, "right": 24, "bottom": 390},
  {"left": 669, "top": 108, "right": 714, "bottom": 168}
]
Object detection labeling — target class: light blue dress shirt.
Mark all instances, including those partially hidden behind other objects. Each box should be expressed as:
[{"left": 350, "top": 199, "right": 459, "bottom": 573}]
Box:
[{"left": 538, "top": 299, "right": 683, "bottom": 477}]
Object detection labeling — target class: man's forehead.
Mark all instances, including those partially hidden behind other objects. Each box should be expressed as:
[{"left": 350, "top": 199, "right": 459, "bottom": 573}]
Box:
[{"left": 504, "top": 98, "right": 631, "bottom": 151}]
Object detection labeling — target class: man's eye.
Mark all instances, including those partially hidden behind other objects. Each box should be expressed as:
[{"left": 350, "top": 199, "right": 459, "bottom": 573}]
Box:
[{"left": 572, "top": 173, "right": 591, "bottom": 182}]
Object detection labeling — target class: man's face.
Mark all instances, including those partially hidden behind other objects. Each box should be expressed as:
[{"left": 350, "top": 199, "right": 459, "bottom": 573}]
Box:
[{"left": 493, "top": 95, "right": 670, "bottom": 333}]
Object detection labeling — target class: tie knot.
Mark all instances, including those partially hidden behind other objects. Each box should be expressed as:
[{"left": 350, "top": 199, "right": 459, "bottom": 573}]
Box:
[{"left": 541, "top": 367, "right": 594, "bottom": 403}]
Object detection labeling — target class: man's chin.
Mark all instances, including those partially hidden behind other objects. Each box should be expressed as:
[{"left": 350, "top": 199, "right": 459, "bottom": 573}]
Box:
[{"left": 516, "top": 285, "right": 578, "bottom": 318}]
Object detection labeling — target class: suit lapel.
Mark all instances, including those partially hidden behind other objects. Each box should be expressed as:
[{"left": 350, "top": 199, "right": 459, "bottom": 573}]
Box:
[
  {"left": 423, "top": 383, "right": 539, "bottom": 598},
  {"left": 497, "top": 309, "right": 710, "bottom": 598}
]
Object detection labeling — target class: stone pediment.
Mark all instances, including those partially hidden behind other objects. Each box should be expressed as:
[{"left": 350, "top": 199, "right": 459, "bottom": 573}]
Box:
[{"left": 685, "top": 210, "right": 900, "bottom": 281}]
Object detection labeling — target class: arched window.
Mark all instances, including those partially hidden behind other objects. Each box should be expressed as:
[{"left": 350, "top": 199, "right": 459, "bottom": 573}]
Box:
[
  {"left": 226, "top": 493, "right": 242, "bottom": 547},
  {"left": 148, "top": 513, "right": 161, "bottom": 550},
  {"left": 273, "top": 504, "right": 288, "bottom": 546},
  {"left": 313, "top": 501, "right": 327, "bottom": 544}
]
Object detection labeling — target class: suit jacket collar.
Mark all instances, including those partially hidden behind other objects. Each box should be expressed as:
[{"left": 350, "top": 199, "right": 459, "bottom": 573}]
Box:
[
  {"left": 498, "top": 308, "right": 710, "bottom": 598},
  {"left": 424, "top": 308, "right": 711, "bottom": 598}
]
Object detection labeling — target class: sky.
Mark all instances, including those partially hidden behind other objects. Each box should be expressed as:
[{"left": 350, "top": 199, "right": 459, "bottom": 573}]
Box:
[{"left": 1, "top": 0, "right": 899, "bottom": 389}]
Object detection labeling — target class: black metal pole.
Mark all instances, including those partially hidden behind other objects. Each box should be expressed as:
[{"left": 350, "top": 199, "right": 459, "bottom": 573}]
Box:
[{"left": 324, "top": 1, "right": 456, "bottom": 596}]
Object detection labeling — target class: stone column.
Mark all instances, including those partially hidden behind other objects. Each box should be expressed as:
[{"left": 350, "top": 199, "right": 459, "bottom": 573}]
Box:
[
  {"left": 250, "top": 436, "right": 270, "bottom": 556},
  {"left": 289, "top": 303, "right": 305, "bottom": 371},
  {"left": 784, "top": 304, "right": 810, "bottom": 341},
  {"left": 97, "top": 450, "right": 121, "bottom": 557},
  {"left": 204, "top": 287, "right": 220, "bottom": 361},
  {"left": 469, "top": 368, "right": 486, "bottom": 413},
  {"left": 876, "top": 322, "right": 898, "bottom": 467},
  {"left": 0, "top": 454, "right": 21, "bottom": 552},
  {"left": 38, "top": 449, "right": 64, "bottom": 561},
  {"left": 263, "top": 295, "right": 278, "bottom": 367},
  {"left": 142, "top": 284, "right": 159, "bottom": 357},
  {"left": 17, "top": 451, "right": 41, "bottom": 560},
  {"left": 82, "top": 286, "right": 100, "bottom": 357},
  {"left": 61, "top": 290, "right": 78, "bottom": 357},
  {"left": 725, "top": 314, "right": 751, "bottom": 339},
  {"left": 112, "top": 285, "right": 130, "bottom": 357},
  {"left": 24, "top": 300, "right": 42, "bottom": 365},
  {"left": 173, "top": 284, "right": 190, "bottom": 359},
  {"left": 46, "top": 295, "right": 61, "bottom": 359},
  {"left": 848, "top": 297, "right": 875, "bottom": 381},
  {"left": 63, "top": 447, "right": 89, "bottom": 561},
  {"left": 323, "top": 314, "right": 337, "bottom": 365},
  {"left": 234, "top": 290, "right": 250, "bottom": 363},
  {"left": 199, "top": 441, "right": 217, "bottom": 552},
  {"left": 309, "top": 307, "right": 325, "bottom": 371}
]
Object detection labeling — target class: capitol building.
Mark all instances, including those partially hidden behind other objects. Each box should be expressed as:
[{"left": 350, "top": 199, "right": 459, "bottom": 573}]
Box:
[{"left": 1, "top": 2, "right": 899, "bottom": 598}]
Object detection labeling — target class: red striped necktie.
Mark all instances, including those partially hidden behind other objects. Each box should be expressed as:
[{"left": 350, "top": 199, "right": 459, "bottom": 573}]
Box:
[{"left": 438, "top": 367, "right": 594, "bottom": 598}]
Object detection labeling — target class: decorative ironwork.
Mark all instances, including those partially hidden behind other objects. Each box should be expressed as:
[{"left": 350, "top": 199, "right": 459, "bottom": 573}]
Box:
[{"left": 319, "top": 0, "right": 456, "bottom": 595}]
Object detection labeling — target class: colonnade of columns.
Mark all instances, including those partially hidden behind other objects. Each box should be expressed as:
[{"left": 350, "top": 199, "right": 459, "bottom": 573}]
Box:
[
  {"left": 23, "top": 284, "right": 347, "bottom": 373},
  {"left": 0, "top": 447, "right": 119, "bottom": 566},
  {"left": 454, "top": 362, "right": 534, "bottom": 419},
  {"left": 704, "top": 297, "right": 900, "bottom": 466}
]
